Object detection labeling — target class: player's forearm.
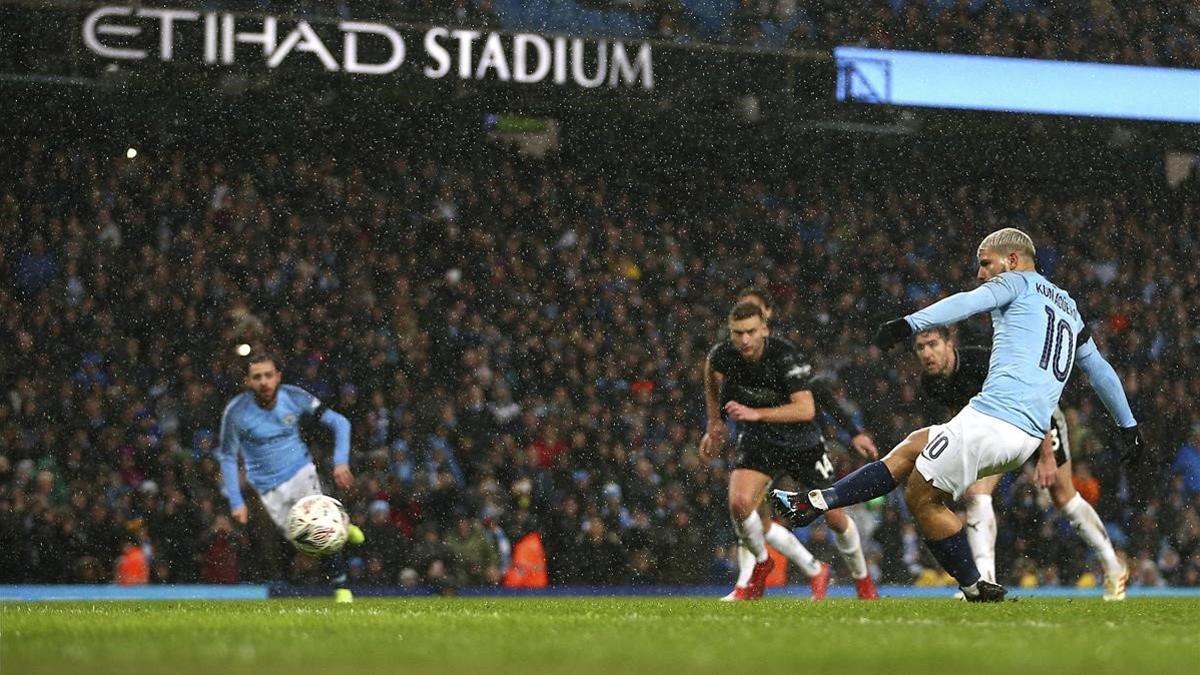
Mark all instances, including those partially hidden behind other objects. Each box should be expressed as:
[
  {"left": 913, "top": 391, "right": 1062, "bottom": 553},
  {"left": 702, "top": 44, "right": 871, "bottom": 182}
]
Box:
[
  {"left": 755, "top": 401, "right": 816, "bottom": 424},
  {"left": 320, "top": 408, "right": 352, "bottom": 465},
  {"left": 1076, "top": 347, "right": 1137, "bottom": 428},
  {"left": 705, "top": 393, "right": 722, "bottom": 423},
  {"left": 1039, "top": 432, "right": 1055, "bottom": 463},
  {"left": 907, "top": 284, "right": 1005, "bottom": 332},
  {"left": 217, "top": 453, "right": 244, "bottom": 510}
]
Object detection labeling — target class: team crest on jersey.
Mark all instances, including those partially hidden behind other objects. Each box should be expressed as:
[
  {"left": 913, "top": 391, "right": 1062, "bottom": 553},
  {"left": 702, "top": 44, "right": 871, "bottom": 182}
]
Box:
[{"left": 282, "top": 414, "right": 297, "bottom": 426}]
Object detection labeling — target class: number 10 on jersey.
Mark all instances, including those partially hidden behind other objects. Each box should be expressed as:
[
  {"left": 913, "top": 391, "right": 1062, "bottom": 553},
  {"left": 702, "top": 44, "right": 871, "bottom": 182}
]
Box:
[{"left": 1038, "top": 306, "right": 1075, "bottom": 383}]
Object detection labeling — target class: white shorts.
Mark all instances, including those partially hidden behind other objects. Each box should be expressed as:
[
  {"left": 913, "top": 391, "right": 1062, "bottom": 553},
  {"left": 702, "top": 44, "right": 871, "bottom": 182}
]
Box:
[
  {"left": 259, "top": 463, "right": 325, "bottom": 532},
  {"left": 915, "top": 407, "right": 1042, "bottom": 500}
]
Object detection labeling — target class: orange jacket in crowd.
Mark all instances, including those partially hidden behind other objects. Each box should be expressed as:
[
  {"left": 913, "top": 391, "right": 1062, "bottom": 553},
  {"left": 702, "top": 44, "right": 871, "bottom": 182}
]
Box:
[
  {"left": 503, "top": 532, "right": 548, "bottom": 588},
  {"left": 114, "top": 544, "right": 149, "bottom": 585}
]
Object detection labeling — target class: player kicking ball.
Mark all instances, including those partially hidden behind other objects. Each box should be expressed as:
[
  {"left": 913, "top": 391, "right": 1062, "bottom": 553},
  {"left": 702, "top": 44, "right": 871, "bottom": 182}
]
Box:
[
  {"left": 702, "top": 300, "right": 880, "bottom": 601},
  {"left": 775, "top": 228, "right": 1146, "bottom": 602},
  {"left": 913, "top": 328, "right": 1129, "bottom": 600},
  {"left": 218, "top": 350, "right": 365, "bottom": 602}
]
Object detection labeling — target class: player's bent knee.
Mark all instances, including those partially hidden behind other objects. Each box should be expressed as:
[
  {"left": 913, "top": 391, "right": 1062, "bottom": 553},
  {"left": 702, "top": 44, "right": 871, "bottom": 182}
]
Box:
[
  {"left": 729, "top": 494, "right": 758, "bottom": 520},
  {"left": 1050, "top": 482, "right": 1076, "bottom": 509}
]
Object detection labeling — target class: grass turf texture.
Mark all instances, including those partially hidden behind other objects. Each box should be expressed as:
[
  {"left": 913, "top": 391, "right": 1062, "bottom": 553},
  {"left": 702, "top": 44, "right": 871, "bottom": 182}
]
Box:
[{"left": 3, "top": 598, "right": 1199, "bottom": 674}]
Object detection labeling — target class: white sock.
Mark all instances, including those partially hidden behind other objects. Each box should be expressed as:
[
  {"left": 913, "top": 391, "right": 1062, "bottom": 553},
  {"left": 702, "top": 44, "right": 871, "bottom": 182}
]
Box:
[
  {"left": 1062, "top": 493, "right": 1122, "bottom": 576},
  {"left": 833, "top": 517, "right": 869, "bottom": 580},
  {"left": 965, "top": 494, "right": 997, "bottom": 584},
  {"left": 736, "top": 511, "right": 769, "bottom": 562},
  {"left": 765, "top": 522, "right": 823, "bottom": 577},
  {"left": 808, "top": 489, "right": 829, "bottom": 511},
  {"left": 735, "top": 545, "right": 756, "bottom": 586}
]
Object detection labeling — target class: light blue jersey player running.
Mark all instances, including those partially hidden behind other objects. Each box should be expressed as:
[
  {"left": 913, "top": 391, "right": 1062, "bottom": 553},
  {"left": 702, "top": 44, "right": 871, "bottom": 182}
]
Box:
[
  {"left": 775, "top": 228, "right": 1147, "bottom": 601},
  {"left": 218, "top": 350, "right": 363, "bottom": 602}
]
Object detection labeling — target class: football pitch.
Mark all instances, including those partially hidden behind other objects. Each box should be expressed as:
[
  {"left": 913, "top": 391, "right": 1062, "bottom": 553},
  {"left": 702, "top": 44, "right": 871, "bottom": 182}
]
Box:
[{"left": 3, "top": 597, "right": 1199, "bottom": 674}]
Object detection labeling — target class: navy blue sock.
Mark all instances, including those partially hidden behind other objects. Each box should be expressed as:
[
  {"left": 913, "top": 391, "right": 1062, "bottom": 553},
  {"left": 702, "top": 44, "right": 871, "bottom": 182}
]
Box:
[
  {"left": 925, "top": 529, "right": 981, "bottom": 588},
  {"left": 819, "top": 461, "right": 897, "bottom": 509},
  {"left": 321, "top": 551, "right": 348, "bottom": 589}
]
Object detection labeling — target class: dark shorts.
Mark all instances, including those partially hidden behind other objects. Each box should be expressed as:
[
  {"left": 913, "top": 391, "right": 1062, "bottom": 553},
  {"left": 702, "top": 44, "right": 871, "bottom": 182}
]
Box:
[
  {"left": 1049, "top": 411, "right": 1071, "bottom": 466},
  {"left": 733, "top": 435, "right": 836, "bottom": 489}
]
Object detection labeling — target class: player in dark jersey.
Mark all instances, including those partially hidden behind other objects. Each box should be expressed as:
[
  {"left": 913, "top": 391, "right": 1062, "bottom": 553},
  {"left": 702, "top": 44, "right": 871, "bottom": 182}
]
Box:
[
  {"left": 701, "top": 299, "right": 879, "bottom": 601},
  {"left": 914, "top": 327, "right": 1128, "bottom": 600}
]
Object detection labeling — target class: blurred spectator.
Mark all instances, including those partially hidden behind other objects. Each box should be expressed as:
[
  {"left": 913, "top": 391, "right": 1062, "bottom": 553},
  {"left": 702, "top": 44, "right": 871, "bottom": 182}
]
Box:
[
  {"left": 200, "top": 516, "right": 250, "bottom": 584},
  {"left": 575, "top": 519, "right": 628, "bottom": 585},
  {"left": 445, "top": 516, "right": 500, "bottom": 585},
  {"left": 1072, "top": 460, "right": 1102, "bottom": 507},
  {"left": 1172, "top": 425, "right": 1200, "bottom": 498}
]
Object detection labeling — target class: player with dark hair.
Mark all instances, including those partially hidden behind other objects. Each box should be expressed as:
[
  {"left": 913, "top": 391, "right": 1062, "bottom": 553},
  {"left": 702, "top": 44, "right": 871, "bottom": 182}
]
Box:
[
  {"left": 217, "top": 349, "right": 364, "bottom": 602},
  {"left": 776, "top": 228, "right": 1145, "bottom": 602},
  {"left": 701, "top": 300, "right": 879, "bottom": 601},
  {"left": 913, "top": 327, "right": 1129, "bottom": 600}
]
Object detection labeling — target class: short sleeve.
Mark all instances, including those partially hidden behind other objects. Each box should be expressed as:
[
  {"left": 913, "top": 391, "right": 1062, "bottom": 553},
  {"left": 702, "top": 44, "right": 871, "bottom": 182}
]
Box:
[
  {"left": 707, "top": 342, "right": 729, "bottom": 375},
  {"left": 283, "top": 385, "right": 323, "bottom": 417},
  {"left": 778, "top": 348, "right": 815, "bottom": 395}
]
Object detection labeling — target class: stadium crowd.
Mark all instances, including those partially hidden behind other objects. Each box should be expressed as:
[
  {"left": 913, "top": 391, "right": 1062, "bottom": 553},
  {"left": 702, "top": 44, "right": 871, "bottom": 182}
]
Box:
[{"left": 1, "top": 133, "right": 1198, "bottom": 592}]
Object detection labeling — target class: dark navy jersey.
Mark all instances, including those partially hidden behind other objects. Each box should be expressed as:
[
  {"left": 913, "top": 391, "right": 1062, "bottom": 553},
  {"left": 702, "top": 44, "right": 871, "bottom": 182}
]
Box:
[
  {"left": 919, "top": 346, "right": 991, "bottom": 421},
  {"left": 708, "top": 336, "right": 822, "bottom": 448}
]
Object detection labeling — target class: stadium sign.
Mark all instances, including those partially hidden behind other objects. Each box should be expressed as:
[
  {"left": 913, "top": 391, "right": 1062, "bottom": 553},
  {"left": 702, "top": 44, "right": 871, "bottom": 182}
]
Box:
[{"left": 81, "top": 6, "right": 654, "bottom": 90}]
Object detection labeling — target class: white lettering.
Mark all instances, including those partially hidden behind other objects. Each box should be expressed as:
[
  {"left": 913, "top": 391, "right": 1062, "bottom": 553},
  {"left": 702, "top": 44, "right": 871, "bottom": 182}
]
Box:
[
  {"left": 222, "top": 15, "right": 277, "bottom": 64},
  {"left": 609, "top": 42, "right": 652, "bottom": 89},
  {"left": 451, "top": 30, "right": 481, "bottom": 79},
  {"left": 553, "top": 37, "right": 567, "bottom": 84},
  {"left": 571, "top": 39, "right": 606, "bottom": 88},
  {"left": 269, "top": 21, "right": 338, "bottom": 71},
  {"left": 513, "top": 33, "right": 550, "bottom": 84},
  {"left": 139, "top": 8, "right": 200, "bottom": 61},
  {"left": 83, "top": 7, "right": 146, "bottom": 60},
  {"left": 341, "top": 21, "right": 404, "bottom": 75},
  {"left": 204, "top": 13, "right": 218, "bottom": 64},
  {"left": 77, "top": 13, "right": 655, "bottom": 91},
  {"left": 423, "top": 27, "right": 451, "bottom": 78},
  {"left": 474, "top": 32, "right": 510, "bottom": 81}
]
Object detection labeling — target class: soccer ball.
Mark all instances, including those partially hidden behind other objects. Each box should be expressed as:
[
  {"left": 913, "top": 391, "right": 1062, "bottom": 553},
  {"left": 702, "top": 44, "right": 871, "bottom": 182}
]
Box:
[{"left": 286, "top": 494, "right": 349, "bottom": 556}]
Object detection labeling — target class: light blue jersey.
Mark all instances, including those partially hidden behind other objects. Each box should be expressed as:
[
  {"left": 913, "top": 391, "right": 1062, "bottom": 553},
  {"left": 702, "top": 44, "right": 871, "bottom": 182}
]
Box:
[
  {"left": 906, "top": 271, "right": 1135, "bottom": 438},
  {"left": 218, "top": 384, "right": 351, "bottom": 510}
]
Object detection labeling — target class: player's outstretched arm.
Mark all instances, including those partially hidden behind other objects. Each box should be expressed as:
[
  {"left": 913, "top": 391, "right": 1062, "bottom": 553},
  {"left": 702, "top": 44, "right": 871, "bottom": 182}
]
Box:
[
  {"left": 909, "top": 274, "right": 1026, "bottom": 332},
  {"left": 1074, "top": 338, "right": 1144, "bottom": 465},
  {"left": 877, "top": 274, "right": 1027, "bottom": 350}
]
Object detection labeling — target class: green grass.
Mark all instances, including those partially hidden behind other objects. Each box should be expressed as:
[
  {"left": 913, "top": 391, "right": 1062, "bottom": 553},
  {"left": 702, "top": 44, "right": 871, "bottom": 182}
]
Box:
[{"left": 3, "top": 598, "right": 1199, "bottom": 674}]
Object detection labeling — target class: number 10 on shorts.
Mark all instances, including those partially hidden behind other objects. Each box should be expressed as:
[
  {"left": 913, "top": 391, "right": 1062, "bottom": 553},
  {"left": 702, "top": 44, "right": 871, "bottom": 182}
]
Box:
[{"left": 923, "top": 433, "right": 949, "bottom": 460}]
